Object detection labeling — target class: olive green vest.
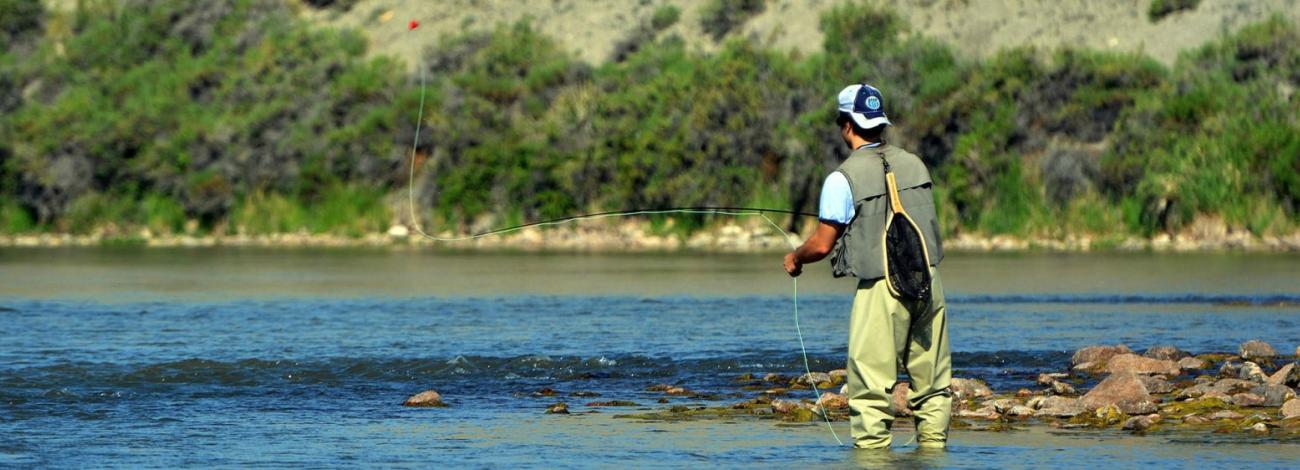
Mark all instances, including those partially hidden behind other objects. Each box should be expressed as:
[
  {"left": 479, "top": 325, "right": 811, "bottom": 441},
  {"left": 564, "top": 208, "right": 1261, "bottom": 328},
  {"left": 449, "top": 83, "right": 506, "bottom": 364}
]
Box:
[{"left": 830, "top": 144, "right": 944, "bottom": 281}]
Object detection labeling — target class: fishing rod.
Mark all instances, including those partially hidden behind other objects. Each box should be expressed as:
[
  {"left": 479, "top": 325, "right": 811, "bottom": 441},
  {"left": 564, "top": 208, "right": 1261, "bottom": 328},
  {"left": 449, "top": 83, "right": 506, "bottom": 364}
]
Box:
[{"left": 403, "top": 20, "right": 845, "bottom": 446}]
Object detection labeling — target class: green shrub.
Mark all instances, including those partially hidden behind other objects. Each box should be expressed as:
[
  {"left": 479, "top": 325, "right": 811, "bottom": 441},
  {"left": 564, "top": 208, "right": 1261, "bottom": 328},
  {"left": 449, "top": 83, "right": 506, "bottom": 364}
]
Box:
[
  {"left": 1148, "top": 0, "right": 1200, "bottom": 22},
  {"left": 650, "top": 5, "right": 681, "bottom": 31},
  {"left": 699, "top": 0, "right": 765, "bottom": 41}
]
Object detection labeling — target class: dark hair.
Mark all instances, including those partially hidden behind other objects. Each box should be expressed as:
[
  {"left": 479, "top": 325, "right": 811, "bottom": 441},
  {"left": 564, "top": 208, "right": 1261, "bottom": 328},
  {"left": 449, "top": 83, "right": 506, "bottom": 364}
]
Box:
[{"left": 836, "top": 111, "right": 886, "bottom": 141}]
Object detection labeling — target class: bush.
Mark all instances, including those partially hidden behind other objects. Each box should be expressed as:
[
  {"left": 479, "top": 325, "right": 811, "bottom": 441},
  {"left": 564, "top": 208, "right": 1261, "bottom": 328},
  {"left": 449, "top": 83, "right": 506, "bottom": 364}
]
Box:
[
  {"left": 0, "top": 0, "right": 42, "bottom": 49},
  {"left": 650, "top": 5, "right": 681, "bottom": 31},
  {"left": 699, "top": 0, "right": 765, "bottom": 41},
  {"left": 1149, "top": 0, "right": 1200, "bottom": 22}
]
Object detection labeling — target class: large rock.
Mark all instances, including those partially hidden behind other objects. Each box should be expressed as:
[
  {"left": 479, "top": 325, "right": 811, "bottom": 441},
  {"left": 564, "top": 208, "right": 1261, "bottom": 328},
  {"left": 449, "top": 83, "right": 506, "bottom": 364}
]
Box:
[
  {"left": 1105, "top": 354, "right": 1180, "bottom": 376},
  {"left": 1178, "top": 378, "right": 1256, "bottom": 399},
  {"left": 1251, "top": 384, "right": 1297, "bottom": 407},
  {"left": 816, "top": 392, "right": 848, "bottom": 410},
  {"left": 1282, "top": 399, "right": 1300, "bottom": 419},
  {"left": 1081, "top": 372, "right": 1157, "bottom": 415},
  {"left": 1051, "top": 380, "right": 1078, "bottom": 396},
  {"left": 955, "top": 405, "right": 999, "bottom": 420},
  {"left": 1072, "top": 344, "right": 1133, "bottom": 366},
  {"left": 1238, "top": 362, "right": 1267, "bottom": 382},
  {"left": 1137, "top": 375, "right": 1174, "bottom": 394},
  {"left": 1177, "top": 357, "right": 1208, "bottom": 370},
  {"left": 1267, "top": 363, "right": 1297, "bottom": 386},
  {"left": 828, "top": 369, "right": 848, "bottom": 385},
  {"left": 1122, "top": 414, "right": 1162, "bottom": 431},
  {"left": 1232, "top": 393, "right": 1266, "bottom": 407},
  {"left": 950, "top": 378, "right": 993, "bottom": 401},
  {"left": 1143, "top": 345, "right": 1190, "bottom": 361},
  {"left": 1032, "top": 396, "right": 1086, "bottom": 417},
  {"left": 1239, "top": 340, "right": 1278, "bottom": 359},
  {"left": 795, "top": 372, "right": 832, "bottom": 387},
  {"left": 402, "top": 390, "right": 448, "bottom": 407}
]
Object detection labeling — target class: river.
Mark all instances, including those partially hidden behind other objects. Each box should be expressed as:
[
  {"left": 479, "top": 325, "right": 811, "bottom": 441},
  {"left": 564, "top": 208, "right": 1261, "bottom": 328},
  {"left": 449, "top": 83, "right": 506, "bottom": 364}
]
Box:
[{"left": 1, "top": 247, "right": 1297, "bottom": 467}]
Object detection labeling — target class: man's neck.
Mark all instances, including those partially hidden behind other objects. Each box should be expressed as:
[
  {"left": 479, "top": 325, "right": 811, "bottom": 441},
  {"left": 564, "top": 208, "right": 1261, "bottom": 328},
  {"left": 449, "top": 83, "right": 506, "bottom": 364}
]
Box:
[{"left": 850, "top": 137, "right": 882, "bottom": 150}]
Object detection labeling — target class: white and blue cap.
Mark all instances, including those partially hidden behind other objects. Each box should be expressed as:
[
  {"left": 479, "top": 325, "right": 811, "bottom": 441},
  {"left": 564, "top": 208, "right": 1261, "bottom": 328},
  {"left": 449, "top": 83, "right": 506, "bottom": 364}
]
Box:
[{"left": 837, "top": 83, "right": 891, "bottom": 129}]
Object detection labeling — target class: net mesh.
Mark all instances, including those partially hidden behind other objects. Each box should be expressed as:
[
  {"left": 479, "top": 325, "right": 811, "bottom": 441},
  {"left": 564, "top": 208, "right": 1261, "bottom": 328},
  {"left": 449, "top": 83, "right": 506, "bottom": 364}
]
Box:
[{"left": 885, "top": 212, "right": 932, "bottom": 302}]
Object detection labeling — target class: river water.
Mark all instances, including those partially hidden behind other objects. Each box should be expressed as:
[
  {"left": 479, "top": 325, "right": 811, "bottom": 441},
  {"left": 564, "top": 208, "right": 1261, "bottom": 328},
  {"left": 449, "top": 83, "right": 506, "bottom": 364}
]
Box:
[{"left": 1, "top": 247, "right": 1298, "bottom": 467}]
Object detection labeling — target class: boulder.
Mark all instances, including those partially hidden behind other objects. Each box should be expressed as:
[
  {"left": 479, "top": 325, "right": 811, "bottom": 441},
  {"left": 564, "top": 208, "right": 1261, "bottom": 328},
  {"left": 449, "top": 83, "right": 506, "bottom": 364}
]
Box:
[
  {"left": 545, "top": 402, "right": 570, "bottom": 414},
  {"left": 987, "top": 398, "right": 1021, "bottom": 414},
  {"left": 1231, "top": 393, "right": 1266, "bottom": 407},
  {"left": 1183, "top": 415, "right": 1212, "bottom": 425},
  {"left": 402, "top": 390, "right": 448, "bottom": 407},
  {"left": 1081, "top": 372, "right": 1157, "bottom": 415},
  {"left": 1143, "top": 345, "right": 1190, "bottom": 361},
  {"left": 1122, "top": 414, "right": 1162, "bottom": 431},
  {"left": 762, "top": 373, "right": 787, "bottom": 383},
  {"left": 950, "top": 378, "right": 993, "bottom": 401},
  {"left": 1267, "top": 363, "right": 1296, "bottom": 386},
  {"left": 1207, "top": 410, "right": 1243, "bottom": 420},
  {"left": 1239, "top": 340, "right": 1278, "bottom": 359},
  {"left": 829, "top": 369, "right": 848, "bottom": 385},
  {"left": 1032, "top": 396, "right": 1086, "bottom": 417},
  {"left": 1007, "top": 405, "right": 1036, "bottom": 418},
  {"left": 1238, "top": 362, "right": 1267, "bottom": 382},
  {"left": 816, "top": 392, "right": 848, "bottom": 410},
  {"left": 955, "top": 405, "right": 999, "bottom": 420},
  {"left": 645, "top": 384, "right": 673, "bottom": 392},
  {"left": 771, "top": 399, "right": 800, "bottom": 414},
  {"left": 892, "top": 382, "right": 912, "bottom": 416},
  {"left": 1051, "top": 381, "right": 1078, "bottom": 396},
  {"left": 1249, "top": 422, "right": 1269, "bottom": 434},
  {"left": 665, "top": 386, "right": 691, "bottom": 395},
  {"left": 1177, "top": 357, "right": 1207, "bottom": 370},
  {"left": 1072, "top": 344, "right": 1133, "bottom": 366},
  {"left": 1137, "top": 375, "right": 1174, "bottom": 395},
  {"left": 1105, "top": 354, "right": 1180, "bottom": 376},
  {"left": 1282, "top": 399, "right": 1300, "bottom": 419},
  {"left": 1219, "top": 361, "right": 1241, "bottom": 378},
  {"left": 1037, "top": 373, "right": 1064, "bottom": 386},
  {"left": 1251, "top": 384, "right": 1296, "bottom": 407},
  {"left": 795, "top": 372, "right": 832, "bottom": 387}
]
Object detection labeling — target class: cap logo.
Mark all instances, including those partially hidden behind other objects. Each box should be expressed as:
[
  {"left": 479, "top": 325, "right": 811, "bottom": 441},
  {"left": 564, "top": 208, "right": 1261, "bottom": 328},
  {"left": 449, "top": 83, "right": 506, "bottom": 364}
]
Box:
[{"left": 865, "top": 96, "right": 881, "bottom": 111}]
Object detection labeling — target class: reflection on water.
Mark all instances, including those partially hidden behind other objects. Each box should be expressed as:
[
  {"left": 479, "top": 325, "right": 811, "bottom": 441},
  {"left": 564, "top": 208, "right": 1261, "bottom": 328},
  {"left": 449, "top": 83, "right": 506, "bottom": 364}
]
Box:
[{"left": 2, "top": 247, "right": 1299, "bottom": 301}]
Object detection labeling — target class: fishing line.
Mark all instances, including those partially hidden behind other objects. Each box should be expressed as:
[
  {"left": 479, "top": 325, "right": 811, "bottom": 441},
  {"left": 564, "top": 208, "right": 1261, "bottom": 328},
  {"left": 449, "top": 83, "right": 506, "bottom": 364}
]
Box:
[{"left": 404, "top": 23, "right": 844, "bottom": 446}]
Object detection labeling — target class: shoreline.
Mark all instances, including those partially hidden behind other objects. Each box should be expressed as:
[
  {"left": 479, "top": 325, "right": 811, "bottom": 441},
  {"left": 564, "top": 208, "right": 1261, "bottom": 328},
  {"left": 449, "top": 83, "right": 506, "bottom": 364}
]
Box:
[{"left": 3, "top": 221, "right": 1300, "bottom": 253}]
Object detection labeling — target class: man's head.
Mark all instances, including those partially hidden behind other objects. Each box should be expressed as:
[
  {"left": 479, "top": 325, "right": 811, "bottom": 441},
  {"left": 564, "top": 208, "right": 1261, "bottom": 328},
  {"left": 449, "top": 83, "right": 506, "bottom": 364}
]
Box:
[{"left": 836, "top": 84, "right": 890, "bottom": 147}]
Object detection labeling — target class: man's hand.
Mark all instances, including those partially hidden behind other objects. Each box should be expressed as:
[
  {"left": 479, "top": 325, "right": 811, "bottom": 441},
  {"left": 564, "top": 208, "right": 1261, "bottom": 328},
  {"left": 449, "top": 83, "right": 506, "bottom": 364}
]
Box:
[
  {"left": 782, "top": 220, "right": 845, "bottom": 278},
  {"left": 784, "top": 252, "right": 803, "bottom": 277}
]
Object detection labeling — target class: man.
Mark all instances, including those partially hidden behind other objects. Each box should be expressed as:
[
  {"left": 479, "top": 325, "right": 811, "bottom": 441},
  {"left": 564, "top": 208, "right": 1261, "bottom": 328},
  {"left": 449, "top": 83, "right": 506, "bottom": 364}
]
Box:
[{"left": 783, "top": 83, "right": 951, "bottom": 449}]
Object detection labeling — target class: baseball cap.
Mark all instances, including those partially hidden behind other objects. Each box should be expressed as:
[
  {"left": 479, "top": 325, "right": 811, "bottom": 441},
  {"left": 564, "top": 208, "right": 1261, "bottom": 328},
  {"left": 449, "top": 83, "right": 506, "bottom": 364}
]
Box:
[{"left": 837, "top": 84, "right": 891, "bottom": 129}]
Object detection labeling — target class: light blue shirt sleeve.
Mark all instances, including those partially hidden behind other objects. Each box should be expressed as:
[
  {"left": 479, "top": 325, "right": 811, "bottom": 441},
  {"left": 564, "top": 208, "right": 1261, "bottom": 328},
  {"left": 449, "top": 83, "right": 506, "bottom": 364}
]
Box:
[{"left": 818, "top": 172, "right": 855, "bottom": 225}]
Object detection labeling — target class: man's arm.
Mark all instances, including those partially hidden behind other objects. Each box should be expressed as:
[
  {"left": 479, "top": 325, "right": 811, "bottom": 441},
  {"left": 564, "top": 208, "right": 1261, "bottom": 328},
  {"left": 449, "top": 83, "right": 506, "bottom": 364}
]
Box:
[{"left": 783, "top": 221, "right": 845, "bottom": 277}]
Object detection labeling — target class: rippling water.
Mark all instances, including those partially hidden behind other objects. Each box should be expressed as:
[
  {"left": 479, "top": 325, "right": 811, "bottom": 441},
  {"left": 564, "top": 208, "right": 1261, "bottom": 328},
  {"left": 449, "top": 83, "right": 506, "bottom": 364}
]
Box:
[{"left": 2, "top": 248, "right": 1299, "bottom": 467}]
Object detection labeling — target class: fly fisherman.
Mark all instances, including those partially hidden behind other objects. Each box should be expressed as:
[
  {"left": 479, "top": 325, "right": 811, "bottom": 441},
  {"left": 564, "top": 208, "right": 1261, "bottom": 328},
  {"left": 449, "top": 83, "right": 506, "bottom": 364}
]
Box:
[{"left": 783, "top": 84, "right": 952, "bottom": 450}]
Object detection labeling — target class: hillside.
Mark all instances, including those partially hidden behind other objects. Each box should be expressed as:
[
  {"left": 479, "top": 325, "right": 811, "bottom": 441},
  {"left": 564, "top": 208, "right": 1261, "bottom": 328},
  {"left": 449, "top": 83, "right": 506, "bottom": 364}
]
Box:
[{"left": 299, "top": 0, "right": 1300, "bottom": 68}]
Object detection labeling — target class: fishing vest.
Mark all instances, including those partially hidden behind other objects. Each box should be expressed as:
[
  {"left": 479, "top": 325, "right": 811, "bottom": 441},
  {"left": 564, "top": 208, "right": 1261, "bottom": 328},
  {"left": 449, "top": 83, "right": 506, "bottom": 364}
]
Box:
[{"left": 830, "top": 144, "right": 944, "bottom": 281}]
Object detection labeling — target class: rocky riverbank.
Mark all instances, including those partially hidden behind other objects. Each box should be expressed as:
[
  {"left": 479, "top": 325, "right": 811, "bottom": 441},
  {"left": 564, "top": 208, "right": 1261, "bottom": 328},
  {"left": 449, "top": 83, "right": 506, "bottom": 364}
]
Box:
[
  {"left": 4, "top": 218, "right": 1300, "bottom": 252},
  {"left": 407, "top": 340, "right": 1300, "bottom": 439}
]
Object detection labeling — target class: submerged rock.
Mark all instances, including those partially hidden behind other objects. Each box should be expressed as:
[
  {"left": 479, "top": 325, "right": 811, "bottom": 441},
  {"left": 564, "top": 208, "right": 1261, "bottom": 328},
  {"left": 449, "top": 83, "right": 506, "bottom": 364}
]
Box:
[
  {"left": 1143, "top": 346, "right": 1190, "bottom": 361},
  {"left": 1177, "top": 357, "right": 1208, "bottom": 370},
  {"left": 950, "top": 378, "right": 993, "bottom": 401},
  {"left": 1122, "top": 414, "right": 1162, "bottom": 431},
  {"left": 1072, "top": 344, "right": 1133, "bottom": 366},
  {"left": 1081, "top": 372, "right": 1157, "bottom": 415},
  {"left": 1105, "top": 354, "right": 1180, "bottom": 376},
  {"left": 1033, "top": 396, "right": 1086, "bottom": 417},
  {"left": 402, "top": 390, "right": 448, "bottom": 407},
  {"left": 546, "top": 402, "right": 570, "bottom": 414},
  {"left": 1239, "top": 340, "right": 1278, "bottom": 359}
]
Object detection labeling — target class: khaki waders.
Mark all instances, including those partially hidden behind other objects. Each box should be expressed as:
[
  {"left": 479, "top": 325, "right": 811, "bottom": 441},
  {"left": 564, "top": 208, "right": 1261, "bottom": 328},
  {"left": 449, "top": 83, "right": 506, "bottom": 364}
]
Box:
[{"left": 846, "top": 267, "right": 951, "bottom": 449}]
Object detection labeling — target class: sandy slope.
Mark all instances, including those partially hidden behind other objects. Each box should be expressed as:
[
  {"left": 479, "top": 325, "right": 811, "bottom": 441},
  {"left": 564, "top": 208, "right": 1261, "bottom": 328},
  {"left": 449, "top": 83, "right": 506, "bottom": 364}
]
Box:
[{"left": 297, "top": 0, "right": 1300, "bottom": 69}]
